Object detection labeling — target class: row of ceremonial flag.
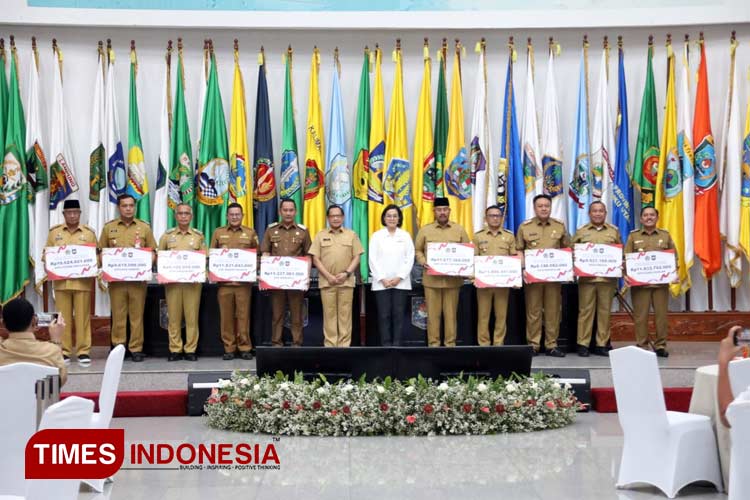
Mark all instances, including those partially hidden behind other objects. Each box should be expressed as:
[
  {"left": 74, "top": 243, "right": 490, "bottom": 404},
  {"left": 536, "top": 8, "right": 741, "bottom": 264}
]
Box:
[{"left": 1, "top": 34, "right": 750, "bottom": 306}]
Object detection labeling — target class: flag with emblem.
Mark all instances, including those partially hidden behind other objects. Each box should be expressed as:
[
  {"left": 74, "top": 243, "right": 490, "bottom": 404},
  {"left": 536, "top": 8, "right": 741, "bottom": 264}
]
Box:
[
  {"left": 741, "top": 67, "right": 750, "bottom": 261},
  {"left": 612, "top": 40, "right": 634, "bottom": 255},
  {"left": 153, "top": 42, "right": 171, "bottom": 243},
  {"left": 168, "top": 43, "right": 193, "bottom": 229},
  {"left": 352, "top": 48, "right": 370, "bottom": 279},
  {"left": 693, "top": 38, "right": 721, "bottom": 279},
  {"left": 413, "top": 40, "right": 434, "bottom": 230},
  {"left": 655, "top": 44, "right": 688, "bottom": 296},
  {"left": 499, "top": 46, "right": 524, "bottom": 234},
  {"left": 0, "top": 42, "right": 29, "bottom": 304},
  {"left": 253, "top": 49, "right": 277, "bottom": 243},
  {"left": 195, "top": 48, "right": 229, "bottom": 241},
  {"left": 718, "top": 37, "right": 742, "bottom": 288},
  {"left": 591, "top": 44, "right": 615, "bottom": 220},
  {"left": 568, "top": 45, "right": 592, "bottom": 231},
  {"left": 541, "top": 42, "right": 566, "bottom": 224},
  {"left": 520, "top": 41, "right": 541, "bottom": 223},
  {"left": 632, "top": 41, "right": 660, "bottom": 211},
  {"left": 325, "top": 51, "right": 352, "bottom": 229},
  {"left": 470, "top": 39, "right": 492, "bottom": 233},
  {"left": 104, "top": 45, "right": 126, "bottom": 221},
  {"left": 229, "top": 43, "right": 252, "bottom": 228},
  {"left": 25, "top": 40, "right": 49, "bottom": 296},
  {"left": 368, "top": 46, "right": 385, "bottom": 241},
  {"left": 88, "top": 42, "right": 107, "bottom": 237},
  {"left": 677, "top": 39, "right": 695, "bottom": 272},
  {"left": 303, "top": 47, "right": 326, "bottom": 237},
  {"left": 280, "top": 47, "right": 302, "bottom": 224},
  {"left": 127, "top": 45, "right": 150, "bottom": 223},
  {"left": 384, "top": 43, "right": 412, "bottom": 235},
  {"left": 445, "top": 42, "right": 472, "bottom": 231}
]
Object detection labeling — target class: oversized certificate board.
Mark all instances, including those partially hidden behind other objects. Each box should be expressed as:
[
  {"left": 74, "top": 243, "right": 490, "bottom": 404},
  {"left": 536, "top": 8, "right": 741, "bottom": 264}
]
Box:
[
  {"left": 44, "top": 244, "right": 98, "bottom": 280},
  {"left": 573, "top": 243, "right": 623, "bottom": 278},
  {"left": 157, "top": 250, "right": 207, "bottom": 284},
  {"left": 473, "top": 255, "right": 522, "bottom": 288},
  {"left": 208, "top": 248, "right": 257, "bottom": 282},
  {"left": 259, "top": 256, "right": 310, "bottom": 291},
  {"left": 523, "top": 248, "right": 574, "bottom": 283},
  {"left": 625, "top": 250, "right": 677, "bottom": 286},
  {"left": 101, "top": 247, "right": 153, "bottom": 282},
  {"left": 426, "top": 242, "right": 475, "bottom": 277}
]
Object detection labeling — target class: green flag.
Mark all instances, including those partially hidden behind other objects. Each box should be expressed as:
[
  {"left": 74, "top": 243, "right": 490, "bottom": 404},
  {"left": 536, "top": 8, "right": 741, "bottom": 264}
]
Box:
[
  {"left": 1, "top": 45, "right": 29, "bottom": 304},
  {"left": 434, "top": 47, "right": 449, "bottom": 199},
  {"left": 280, "top": 50, "right": 303, "bottom": 224},
  {"left": 127, "top": 47, "right": 150, "bottom": 223},
  {"left": 168, "top": 48, "right": 193, "bottom": 228},
  {"left": 352, "top": 49, "right": 371, "bottom": 281},
  {"left": 632, "top": 43, "right": 660, "bottom": 209},
  {"left": 194, "top": 49, "right": 229, "bottom": 239}
]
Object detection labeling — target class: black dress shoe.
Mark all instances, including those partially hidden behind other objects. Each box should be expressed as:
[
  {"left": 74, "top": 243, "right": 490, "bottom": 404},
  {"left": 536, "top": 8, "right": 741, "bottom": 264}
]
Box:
[
  {"left": 655, "top": 348, "right": 669, "bottom": 358},
  {"left": 577, "top": 346, "right": 590, "bottom": 357},
  {"left": 131, "top": 352, "right": 145, "bottom": 362},
  {"left": 240, "top": 351, "right": 254, "bottom": 361},
  {"left": 546, "top": 347, "right": 566, "bottom": 358},
  {"left": 168, "top": 352, "right": 182, "bottom": 362},
  {"left": 222, "top": 352, "right": 235, "bottom": 361},
  {"left": 184, "top": 353, "right": 198, "bottom": 362},
  {"left": 591, "top": 346, "right": 610, "bottom": 357}
]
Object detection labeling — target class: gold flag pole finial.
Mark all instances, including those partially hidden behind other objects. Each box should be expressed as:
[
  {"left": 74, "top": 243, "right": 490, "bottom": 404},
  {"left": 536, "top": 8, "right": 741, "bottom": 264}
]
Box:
[
  {"left": 9, "top": 34, "right": 15, "bottom": 49},
  {"left": 618, "top": 35, "right": 623, "bottom": 49},
  {"left": 648, "top": 34, "right": 654, "bottom": 47},
  {"left": 31, "top": 36, "right": 36, "bottom": 51},
  {"left": 583, "top": 33, "right": 589, "bottom": 48}
]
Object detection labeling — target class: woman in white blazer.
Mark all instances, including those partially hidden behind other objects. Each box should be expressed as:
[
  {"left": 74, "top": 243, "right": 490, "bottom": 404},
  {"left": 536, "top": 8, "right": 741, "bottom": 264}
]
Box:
[{"left": 368, "top": 204, "right": 415, "bottom": 346}]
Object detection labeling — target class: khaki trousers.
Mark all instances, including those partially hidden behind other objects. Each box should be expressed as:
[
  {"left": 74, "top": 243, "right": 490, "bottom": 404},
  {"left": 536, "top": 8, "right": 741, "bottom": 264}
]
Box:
[
  {"left": 271, "top": 290, "right": 305, "bottom": 346},
  {"left": 165, "top": 283, "right": 202, "bottom": 354},
  {"left": 631, "top": 286, "right": 670, "bottom": 349},
  {"left": 524, "top": 283, "right": 562, "bottom": 350},
  {"left": 109, "top": 282, "right": 147, "bottom": 352},
  {"left": 320, "top": 286, "right": 354, "bottom": 347},
  {"left": 576, "top": 281, "right": 617, "bottom": 348},
  {"left": 424, "top": 287, "right": 460, "bottom": 347},
  {"left": 55, "top": 290, "right": 92, "bottom": 357},
  {"left": 476, "top": 288, "right": 509, "bottom": 346},
  {"left": 217, "top": 285, "right": 252, "bottom": 353}
]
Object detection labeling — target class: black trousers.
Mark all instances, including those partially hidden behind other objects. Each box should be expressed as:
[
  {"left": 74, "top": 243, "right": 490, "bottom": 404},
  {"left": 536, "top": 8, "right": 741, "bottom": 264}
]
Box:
[{"left": 374, "top": 289, "right": 408, "bottom": 346}]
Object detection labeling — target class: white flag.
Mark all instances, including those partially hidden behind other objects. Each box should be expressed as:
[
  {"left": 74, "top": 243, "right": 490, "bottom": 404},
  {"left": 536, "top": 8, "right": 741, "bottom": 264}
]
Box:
[
  {"left": 153, "top": 48, "right": 171, "bottom": 243},
  {"left": 541, "top": 48, "right": 566, "bottom": 224},
  {"left": 521, "top": 44, "right": 542, "bottom": 220},
  {"left": 677, "top": 42, "right": 695, "bottom": 270},
  {"left": 590, "top": 47, "right": 615, "bottom": 221},
  {"left": 88, "top": 45, "right": 107, "bottom": 234},
  {"left": 719, "top": 46, "right": 742, "bottom": 287},
  {"left": 25, "top": 45, "right": 49, "bottom": 297},
  {"left": 469, "top": 45, "right": 492, "bottom": 233},
  {"left": 48, "top": 43, "right": 79, "bottom": 229},
  {"left": 104, "top": 47, "right": 126, "bottom": 221}
]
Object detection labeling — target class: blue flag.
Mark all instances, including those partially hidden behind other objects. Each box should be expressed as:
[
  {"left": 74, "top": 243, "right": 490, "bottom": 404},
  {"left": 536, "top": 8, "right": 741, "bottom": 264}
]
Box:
[
  {"left": 325, "top": 63, "right": 352, "bottom": 228},
  {"left": 568, "top": 50, "right": 591, "bottom": 231},
  {"left": 612, "top": 45, "right": 634, "bottom": 241},
  {"left": 253, "top": 61, "right": 277, "bottom": 244},
  {"left": 500, "top": 56, "right": 524, "bottom": 234}
]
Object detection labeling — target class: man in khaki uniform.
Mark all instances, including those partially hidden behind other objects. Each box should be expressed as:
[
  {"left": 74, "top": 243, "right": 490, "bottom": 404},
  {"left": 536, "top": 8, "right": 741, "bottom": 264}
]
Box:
[
  {"left": 99, "top": 194, "right": 157, "bottom": 362},
  {"left": 516, "top": 194, "right": 571, "bottom": 357},
  {"left": 211, "top": 203, "right": 258, "bottom": 360},
  {"left": 261, "top": 198, "right": 312, "bottom": 347},
  {"left": 624, "top": 206, "right": 677, "bottom": 357},
  {"left": 415, "top": 197, "right": 470, "bottom": 347},
  {"left": 572, "top": 201, "right": 621, "bottom": 357},
  {"left": 44, "top": 200, "right": 98, "bottom": 366},
  {"left": 473, "top": 205, "right": 517, "bottom": 346},
  {"left": 309, "top": 204, "right": 364, "bottom": 347},
  {"left": 158, "top": 203, "right": 205, "bottom": 361}
]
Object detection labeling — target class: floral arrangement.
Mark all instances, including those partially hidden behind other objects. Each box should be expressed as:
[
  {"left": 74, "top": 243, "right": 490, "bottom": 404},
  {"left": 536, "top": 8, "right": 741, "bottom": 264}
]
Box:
[{"left": 205, "top": 371, "right": 579, "bottom": 436}]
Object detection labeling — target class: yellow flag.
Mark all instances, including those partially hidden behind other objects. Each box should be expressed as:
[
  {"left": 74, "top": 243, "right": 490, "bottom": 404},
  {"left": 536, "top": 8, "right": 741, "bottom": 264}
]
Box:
[
  {"left": 303, "top": 48, "right": 326, "bottom": 237},
  {"left": 655, "top": 52, "right": 688, "bottom": 296},
  {"left": 741, "top": 85, "right": 750, "bottom": 260},
  {"left": 229, "top": 51, "right": 253, "bottom": 226},
  {"left": 413, "top": 49, "right": 434, "bottom": 229},
  {"left": 383, "top": 47, "right": 413, "bottom": 235},
  {"left": 445, "top": 48, "right": 473, "bottom": 231},
  {"left": 368, "top": 47, "right": 386, "bottom": 241}
]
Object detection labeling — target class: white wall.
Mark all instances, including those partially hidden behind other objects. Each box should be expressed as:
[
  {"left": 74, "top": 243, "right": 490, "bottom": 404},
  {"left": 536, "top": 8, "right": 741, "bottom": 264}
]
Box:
[{"left": 1, "top": 16, "right": 749, "bottom": 311}]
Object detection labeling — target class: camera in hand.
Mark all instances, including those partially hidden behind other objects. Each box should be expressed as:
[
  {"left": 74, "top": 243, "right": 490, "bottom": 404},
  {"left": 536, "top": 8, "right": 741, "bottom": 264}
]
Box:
[
  {"left": 733, "top": 328, "right": 750, "bottom": 347},
  {"left": 37, "top": 312, "right": 59, "bottom": 327}
]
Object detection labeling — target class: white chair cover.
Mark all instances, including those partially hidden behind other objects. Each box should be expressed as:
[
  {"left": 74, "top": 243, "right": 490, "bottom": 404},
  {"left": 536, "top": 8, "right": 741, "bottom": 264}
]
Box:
[
  {"left": 728, "top": 357, "right": 750, "bottom": 399},
  {"left": 726, "top": 391, "right": 750, "bottom": 500}
]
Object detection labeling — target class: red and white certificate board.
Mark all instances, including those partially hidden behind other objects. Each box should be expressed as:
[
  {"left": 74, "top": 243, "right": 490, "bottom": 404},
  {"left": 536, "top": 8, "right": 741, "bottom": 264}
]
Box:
[
  {"left": 524, "top": 248, "right": 574, "bottom": 283},
  {"left": 573, "top": 243, "right": 623, "bottom": 278},
  {"left": 426, "top": 242, "right": 475, "bottom": 277},
  {"left": 101, "top": 247, "right": 153, "bottom": 282},
  {"left": 259, "top": 256, "right": 310, "bottom": 290},
  {"left": 157, "top": 250, "right": 206, "bottom": 284},
  {"left": 474, "top": 255, "right": 522, "bottom": 288},
  {"left": 625, "top": 250, "right": 677, "bottom": 286},
  {"left": 44, "top": 244, "right": 98, "bottom": 280},
  {"left": 208, "top": 248, "right": 257, "bottom": 282}
]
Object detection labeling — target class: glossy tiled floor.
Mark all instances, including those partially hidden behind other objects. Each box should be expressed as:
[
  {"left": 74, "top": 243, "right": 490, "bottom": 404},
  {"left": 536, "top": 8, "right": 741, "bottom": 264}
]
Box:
[{"left": 79, "top": 412, "right": 724, "bottom": 500}]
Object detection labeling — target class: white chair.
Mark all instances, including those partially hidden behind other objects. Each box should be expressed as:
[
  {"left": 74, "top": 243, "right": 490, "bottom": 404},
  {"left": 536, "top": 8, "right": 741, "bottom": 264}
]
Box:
[
  {"left": 0, "top": 363, "right": 59, "bottom": 497},
  {"left": 83, "top": 345, "right": 125, "bottom": 492},
  {"left": 726, "top": 393, "right": 750, "bottom": 500},
  {"left": 728, "top": 357, "right": 750, "bottom": 398},
  {"left": 610, "top": 346, "right": 723, "bottom": 497}
]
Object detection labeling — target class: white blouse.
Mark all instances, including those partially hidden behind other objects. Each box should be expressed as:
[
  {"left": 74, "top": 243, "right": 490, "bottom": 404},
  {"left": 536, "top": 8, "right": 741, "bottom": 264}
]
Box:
[{"left": 368, "top": 227, "right": 415, "bottom": 291}]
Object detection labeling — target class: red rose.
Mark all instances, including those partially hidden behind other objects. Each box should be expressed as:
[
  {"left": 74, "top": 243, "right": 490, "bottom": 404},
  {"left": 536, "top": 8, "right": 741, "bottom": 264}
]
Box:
[
  {"left": 380, "top": 403, "right": 389, "bottom": 412},
  {"left": 545, "top": 401, "right": 555, "bottom": 409},
  {"left": 406, "top": 415, "right": 417, "bottom": 424},
  {"left": 296, "top": 404, "right": 304, "bottom": 411},
  {"left": 462, "top": 403, "right": 473, "bottom": 413},
  {"left": 480, "top": 406, "right": 490, "bottom": 413},
  {"left": 423, "top": 404, "right": 434, "bottom": 414},
  {"left": 244, "top": 399, "right": 253, "bottom": 409},
  {"left": 526, "top": 399, "right": 537, "bottom": 406},
  {"left": 495, "top": 404, "right": 505, "bottom": 414},
  {"left": 313, "top": 401, "right": 322, "bottom": 410},
  {"left": 343, "top": 405, "right": 351, "bottom": 414},
  {"left": 282, "top": 401, "right": 291, "bottom": 410},
  {"left": 331, "top": 409, "right": 338, "bottom": 416},
  {"left": 220, "top": 394, "right": 228, "bottom": 403}
]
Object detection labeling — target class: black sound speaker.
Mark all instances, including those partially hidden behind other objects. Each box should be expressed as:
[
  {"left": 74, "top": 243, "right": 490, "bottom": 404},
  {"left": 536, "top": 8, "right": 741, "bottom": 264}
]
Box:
[{"left": 531, "top": 367, "right": 591, "bottom": 411}]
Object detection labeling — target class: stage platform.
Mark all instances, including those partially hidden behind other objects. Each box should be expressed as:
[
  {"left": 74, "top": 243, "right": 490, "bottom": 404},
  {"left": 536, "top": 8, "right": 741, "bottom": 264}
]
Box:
[{"left": 63, "top": 341, "right": 720, "bottom": 393}]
